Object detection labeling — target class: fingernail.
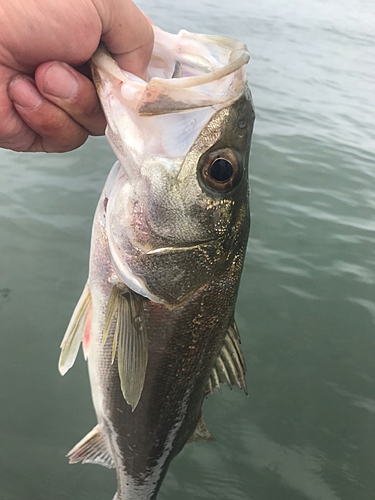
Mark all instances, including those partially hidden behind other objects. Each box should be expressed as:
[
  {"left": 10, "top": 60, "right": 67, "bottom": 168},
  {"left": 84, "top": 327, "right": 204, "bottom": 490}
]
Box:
[
  {"left": 43, "top": 62, "right": 79, "bottom": 99},
  {"left": 9, "top": 77, "right": 43, "bottom": 109}
]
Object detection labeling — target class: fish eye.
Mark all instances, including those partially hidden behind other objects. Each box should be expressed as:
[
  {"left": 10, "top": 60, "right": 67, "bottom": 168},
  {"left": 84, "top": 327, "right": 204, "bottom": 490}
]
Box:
[
  {"left": 199, "top": 148, "right": 242, "bottom": 194},
  {"left": 210, "top": 158, "right": 233, "bottom": 182}
]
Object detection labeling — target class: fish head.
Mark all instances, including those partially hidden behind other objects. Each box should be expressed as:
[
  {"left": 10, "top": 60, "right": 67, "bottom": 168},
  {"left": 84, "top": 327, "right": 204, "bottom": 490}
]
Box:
[{"left": 91, "top": 27, "right": 255, "bottom": 306}]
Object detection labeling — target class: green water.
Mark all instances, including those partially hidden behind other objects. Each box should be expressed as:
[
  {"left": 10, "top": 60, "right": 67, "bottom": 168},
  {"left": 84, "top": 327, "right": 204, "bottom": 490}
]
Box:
[{"left": 1, "top": 1, "right": 375, "bottom": 499}]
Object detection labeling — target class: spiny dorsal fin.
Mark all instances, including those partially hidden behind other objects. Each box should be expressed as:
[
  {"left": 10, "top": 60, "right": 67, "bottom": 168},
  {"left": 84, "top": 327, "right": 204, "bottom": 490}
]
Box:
[
  {"left": 188, "top": 413, "right": 215, "bottom": 443},
  {"left": 206, "top": 319, "right": 248, "bottom": 395},
  {"left": 67, "top": 424, "right": 114, "bottom": 469},
  {"left": 59, "top": 283, "right": 91, "bottom": 375},
  {"left": 103, "top": 285, "right": 148, "bottom": 411}
]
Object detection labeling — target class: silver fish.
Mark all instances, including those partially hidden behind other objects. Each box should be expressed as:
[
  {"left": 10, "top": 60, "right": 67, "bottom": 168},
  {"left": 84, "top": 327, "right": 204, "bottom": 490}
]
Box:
[{"left": 59, "top": 26, "right": 255, "bottom": 500}]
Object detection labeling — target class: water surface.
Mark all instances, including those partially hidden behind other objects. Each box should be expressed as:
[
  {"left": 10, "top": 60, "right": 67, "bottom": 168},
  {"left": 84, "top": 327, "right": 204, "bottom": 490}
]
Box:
[{"left": 1, "top": 1, "right": 374, "bottom": 499}]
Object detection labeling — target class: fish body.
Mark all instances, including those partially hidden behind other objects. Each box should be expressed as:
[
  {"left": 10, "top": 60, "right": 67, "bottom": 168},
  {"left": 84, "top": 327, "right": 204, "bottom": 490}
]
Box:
[{"left": 59, "top": 27, "right": 255, "bottom": 499}]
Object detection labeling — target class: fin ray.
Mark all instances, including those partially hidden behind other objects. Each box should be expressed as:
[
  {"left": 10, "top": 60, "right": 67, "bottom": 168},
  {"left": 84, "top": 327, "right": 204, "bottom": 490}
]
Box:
[
  {"left": 104, "top": 286, "right": 148, "bottom": 411},
  {"left": 59, "top": 284, "right": 91, "bottom": 375},
  {"left": 210, "top": 367, "right": 220, "bottom": 391},
  {"left": 118, "top": 290, "right": 148, "bottom": 411},
  {"left": 103, "top": 286, "right": 118, "bottom": 345},
  {"left": 67, "top": 424, "right": 114, "bottom": 469},
  {"left": 215, "top": 355, "right": 232, "bottom": 388},
  {"left": 206, "top": 319, "right": 247, "bottom": 394},
  {"left": 188, "top": 413, "right": 214, "bottom": 443}
]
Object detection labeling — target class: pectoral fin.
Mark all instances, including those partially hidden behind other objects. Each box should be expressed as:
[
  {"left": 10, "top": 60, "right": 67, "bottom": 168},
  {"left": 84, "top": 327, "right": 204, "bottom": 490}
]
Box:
[
  {"left": 67, "top": 424, "right": 114, "bottom": 469},
  {"left": 59, "top": 283, "right": 91, "bottom": 375},
  {"left": 103, "top": 285, "right": 148, "bottom": 411},
  {"left": 206, "top": 320, "right": 248, "bottom": 394}
]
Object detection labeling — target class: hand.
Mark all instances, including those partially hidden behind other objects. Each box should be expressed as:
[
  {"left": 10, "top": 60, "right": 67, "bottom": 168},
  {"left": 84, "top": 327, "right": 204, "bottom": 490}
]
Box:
[{"left": 0, "top": 0, "right": 153, "bottom": 152}]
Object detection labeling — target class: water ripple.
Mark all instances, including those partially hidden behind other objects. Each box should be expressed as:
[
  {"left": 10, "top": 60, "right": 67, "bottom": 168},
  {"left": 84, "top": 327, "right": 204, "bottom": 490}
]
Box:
[{"left": 240, "top": 424, "right": 341, "bottom": 500}]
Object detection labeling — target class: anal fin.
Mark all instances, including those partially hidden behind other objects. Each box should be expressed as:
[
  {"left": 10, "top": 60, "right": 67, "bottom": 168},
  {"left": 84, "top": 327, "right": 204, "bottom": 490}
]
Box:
[
  {"left": 206, "top": 319, "right": 248, "bottom": 395},
  {"left": 67, "top": 424, "right": 114, "bottom": 469},
  {"left": 59, "top": 283, "right": 91, "bottom": 375}
]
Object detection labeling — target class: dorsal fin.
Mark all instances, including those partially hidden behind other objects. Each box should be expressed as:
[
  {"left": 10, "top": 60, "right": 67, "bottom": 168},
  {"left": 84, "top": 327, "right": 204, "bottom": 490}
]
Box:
[
  {"left": 67, "top": 424, "right": 114, "bottom": 469},
  {"left": 103, "top": 285, "right": 148, "bottom": 411},
  {"left": 206, "top": 320, "right": 247, "bottom": 395},
  {"left": 59, "top": 283, "right": 91, "bottom": 375}
]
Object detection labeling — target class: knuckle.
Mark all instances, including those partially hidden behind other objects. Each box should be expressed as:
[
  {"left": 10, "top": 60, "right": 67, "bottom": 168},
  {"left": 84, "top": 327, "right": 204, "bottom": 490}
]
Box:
[{"left": 0, "top": 121, "right": 35, "bottom": 151}]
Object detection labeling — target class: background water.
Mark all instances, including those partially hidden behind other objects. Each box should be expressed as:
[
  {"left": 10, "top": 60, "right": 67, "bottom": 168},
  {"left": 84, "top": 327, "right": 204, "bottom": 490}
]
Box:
[{"left": 0, "top": 0, "right": 374, "bottom": 499}]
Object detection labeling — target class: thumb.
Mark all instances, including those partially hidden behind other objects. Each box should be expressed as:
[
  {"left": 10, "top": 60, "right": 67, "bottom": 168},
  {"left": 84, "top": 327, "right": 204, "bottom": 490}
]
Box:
[{"left": 96, "top": 0, "right": 153, "bottom": 78}]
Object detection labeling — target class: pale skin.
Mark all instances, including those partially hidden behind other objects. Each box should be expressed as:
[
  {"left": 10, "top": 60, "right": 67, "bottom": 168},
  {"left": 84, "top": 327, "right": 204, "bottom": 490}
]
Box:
[{"left": 0, "top": 0, "right": 153, "bottom": 152}]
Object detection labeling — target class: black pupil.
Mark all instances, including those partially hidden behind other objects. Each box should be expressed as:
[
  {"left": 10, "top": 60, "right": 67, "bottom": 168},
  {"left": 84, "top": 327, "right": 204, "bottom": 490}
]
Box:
[{"left": 210, "top": 159, "right": 233, "bottom": 182}]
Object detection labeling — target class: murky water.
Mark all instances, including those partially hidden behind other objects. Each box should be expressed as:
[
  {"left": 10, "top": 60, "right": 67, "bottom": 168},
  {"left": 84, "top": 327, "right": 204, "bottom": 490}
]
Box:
[{"left": 1, "top": 1, "right": 375, "bottom": 499}]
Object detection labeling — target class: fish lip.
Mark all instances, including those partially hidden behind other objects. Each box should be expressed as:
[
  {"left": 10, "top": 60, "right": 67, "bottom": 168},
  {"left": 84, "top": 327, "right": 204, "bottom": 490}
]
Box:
[
  {"left": 90, "top": 27, "right": 250, "bottom": 95},
  {"left": 145, "top": 239, "right": 216, "bottom": 255}
]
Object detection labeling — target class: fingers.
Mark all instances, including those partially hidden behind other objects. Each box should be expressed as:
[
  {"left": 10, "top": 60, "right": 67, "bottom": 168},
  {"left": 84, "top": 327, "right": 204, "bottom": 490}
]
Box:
[
  {"left": 0, "top": 0, "right": 153, "bottom": 153},
  {"left": 95, "top": 0, "right": 154, "bottom": 78},
  {"left": 35, "top": 62, "right": 106, "bottom": 136},
  {"left": 6, "top": 63, "right": 106, "bottom": 153},
  {"left": 8, "top": 76, "right": 89, "bottom": 152},
  {"left": 0, "top": 67, "right": 34, "bottom": 151}
]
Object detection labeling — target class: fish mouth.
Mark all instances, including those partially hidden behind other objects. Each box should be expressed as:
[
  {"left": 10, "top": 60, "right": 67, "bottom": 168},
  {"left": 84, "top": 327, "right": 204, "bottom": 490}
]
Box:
[
  {"left": 91, "top": 26, "right": 249, "bottom": 116},
  {"left": 145, "top": 240, "right": 216, "bottom": 255},
  {"left": 90, "top": 26, "right": 249, "bottom": 160}
]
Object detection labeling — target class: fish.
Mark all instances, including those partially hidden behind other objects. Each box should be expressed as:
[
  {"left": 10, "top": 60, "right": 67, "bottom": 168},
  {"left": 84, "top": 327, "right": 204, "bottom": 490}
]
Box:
[{"left": 58, "top": 26, "right": 255, "bottom": 500}]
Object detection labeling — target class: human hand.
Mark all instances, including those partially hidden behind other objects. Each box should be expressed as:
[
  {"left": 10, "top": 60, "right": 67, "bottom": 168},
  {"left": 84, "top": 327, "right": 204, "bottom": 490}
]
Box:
[{"left": 0, "top": 0, "right": 153, "bottom": 152}]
